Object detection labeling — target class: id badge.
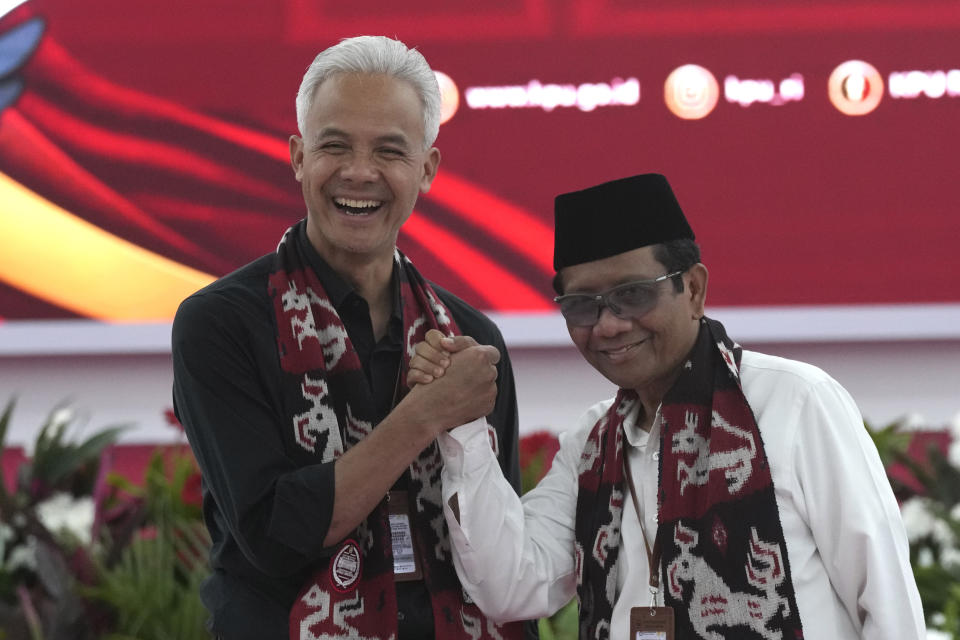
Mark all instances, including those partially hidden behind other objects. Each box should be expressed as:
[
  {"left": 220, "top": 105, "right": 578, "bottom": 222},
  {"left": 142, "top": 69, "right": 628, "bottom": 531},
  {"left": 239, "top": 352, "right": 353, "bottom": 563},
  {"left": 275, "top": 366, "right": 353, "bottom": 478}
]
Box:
[
  {"left": 629, "top": 606, "right": 674, "bottom": 640},
  {"left": 388, "top": 490, "right": 423, "bottom": 581}
]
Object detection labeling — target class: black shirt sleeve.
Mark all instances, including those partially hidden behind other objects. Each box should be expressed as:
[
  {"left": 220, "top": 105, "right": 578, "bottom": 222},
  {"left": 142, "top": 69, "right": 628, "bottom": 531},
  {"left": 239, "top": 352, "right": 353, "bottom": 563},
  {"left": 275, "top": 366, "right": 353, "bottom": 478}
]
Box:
[
  {"left": 172, "top": 271, "right": 338, "bottom": 579},
  {"left": 171, "top": 258, "right": 532, "bottom": 639}
]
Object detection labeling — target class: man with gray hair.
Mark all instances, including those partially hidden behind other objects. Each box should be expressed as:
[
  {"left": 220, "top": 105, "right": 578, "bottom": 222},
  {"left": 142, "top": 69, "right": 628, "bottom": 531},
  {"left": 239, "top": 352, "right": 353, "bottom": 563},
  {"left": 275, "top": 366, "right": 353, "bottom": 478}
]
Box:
[{"left": 172, "top": 36, "right": 528, "bottom": 640}]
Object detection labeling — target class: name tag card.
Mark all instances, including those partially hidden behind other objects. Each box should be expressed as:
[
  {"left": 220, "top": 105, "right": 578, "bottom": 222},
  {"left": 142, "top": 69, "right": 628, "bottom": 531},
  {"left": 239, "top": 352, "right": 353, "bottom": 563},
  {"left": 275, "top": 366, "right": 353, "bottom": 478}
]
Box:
[
  {"left": 388, "top": 490, "right": 423, "bottom": 581},
  {"left": 629, "top": 606, "right": 674, "bottom": 640}
]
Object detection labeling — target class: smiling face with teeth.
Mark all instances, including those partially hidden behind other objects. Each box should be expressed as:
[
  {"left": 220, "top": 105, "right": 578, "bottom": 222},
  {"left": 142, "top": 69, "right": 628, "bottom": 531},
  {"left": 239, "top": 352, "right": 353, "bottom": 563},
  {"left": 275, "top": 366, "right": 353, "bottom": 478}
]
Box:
[
  {"left": 559, "top": 245, "right": 708, "bottom": 408},
  {"left": 289, "top": 72, "right": 441, "bottom": 271}
]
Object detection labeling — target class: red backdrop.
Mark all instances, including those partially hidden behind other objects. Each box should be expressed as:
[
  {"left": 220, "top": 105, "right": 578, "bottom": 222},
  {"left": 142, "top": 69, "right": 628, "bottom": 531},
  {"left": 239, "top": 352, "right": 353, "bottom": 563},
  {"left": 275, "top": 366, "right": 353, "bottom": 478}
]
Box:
[{"left": 1, "top": 0, "right": 958, "bottom": 321}]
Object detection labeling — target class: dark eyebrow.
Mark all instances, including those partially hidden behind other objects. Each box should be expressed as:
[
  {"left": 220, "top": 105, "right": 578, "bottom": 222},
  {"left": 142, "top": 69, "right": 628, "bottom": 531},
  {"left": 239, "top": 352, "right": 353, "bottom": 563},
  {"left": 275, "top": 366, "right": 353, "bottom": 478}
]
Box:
[
  {"left": 311, "top": 128, "right": 412, "bottom": 149},
  {"left": 565, "top": 275, "right": 663, "bottom": 296},
  {"left": 312, "top": 127, "right": 349, "bottom": 145},
  {"left": 373, "top": 133, "right": 412, "bottom": 149},
  {"left": 615, "top": 275, "right": 661, "bottom": 287}
]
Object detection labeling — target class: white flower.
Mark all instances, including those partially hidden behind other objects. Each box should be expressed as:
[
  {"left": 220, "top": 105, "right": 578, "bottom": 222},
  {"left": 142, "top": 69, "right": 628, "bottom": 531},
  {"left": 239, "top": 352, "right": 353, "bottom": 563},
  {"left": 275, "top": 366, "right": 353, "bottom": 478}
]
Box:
[
  {"left": 941, "top": 547, "right": 960, "bottom": 570},
  {"left": 902, "top": 412, "right": 928, "bottom": 431},
  {"left": 34, "top": 492, "right": 95, "bottom": 547},
  {"left": 5, "top": 535, "right": 37, "bottom": 573},
  {"left": 916, "top": 547, "right": 935, "bottom": 568},
  {"left": 931, "top": 519, "right": 956, "bottom": 549},
  {"left": 949, "top": 411, "right": 960, "bottom": 439},
  {"left": 950, "top": 503, "right": 960, "bottom": 522},
  {"left": 948, "top": 438, "right": 960, "bottom": 469},
  {"left": 945, "top": 410, "right": 960, "bottom": 466},
  {"left": 928, "top": 630, "right": 952, "bottom": 640},
  {"left": 900, "top": 497, "right": 937, "bottom": 542},
  {"left": 49, "top": 407, "right": 74, "bottom": 428}
]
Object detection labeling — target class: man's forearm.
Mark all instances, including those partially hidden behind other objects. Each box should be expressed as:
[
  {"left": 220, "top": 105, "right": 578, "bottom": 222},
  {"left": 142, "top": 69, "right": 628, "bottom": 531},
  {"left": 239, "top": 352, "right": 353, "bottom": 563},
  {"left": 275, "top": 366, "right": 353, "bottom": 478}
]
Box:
[
  {"left": 323, "top": 344, "right": 499, "bottom": 546},
  {"left": 323, "top": 398, "right": 439, "bottom": 546},
  {"left": 440, "top": 423, "right": 579, "bottom": 621}
]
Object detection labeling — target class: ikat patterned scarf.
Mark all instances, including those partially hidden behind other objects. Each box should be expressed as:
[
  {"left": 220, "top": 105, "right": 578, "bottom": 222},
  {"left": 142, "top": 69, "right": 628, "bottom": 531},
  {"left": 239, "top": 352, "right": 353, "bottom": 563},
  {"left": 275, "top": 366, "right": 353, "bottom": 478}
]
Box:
[
  {"left": 574, "top": 317, "right": 804, "bottom": 639},
  {"left": 273, "top": 222, "right": 523, "bottom": 640}
]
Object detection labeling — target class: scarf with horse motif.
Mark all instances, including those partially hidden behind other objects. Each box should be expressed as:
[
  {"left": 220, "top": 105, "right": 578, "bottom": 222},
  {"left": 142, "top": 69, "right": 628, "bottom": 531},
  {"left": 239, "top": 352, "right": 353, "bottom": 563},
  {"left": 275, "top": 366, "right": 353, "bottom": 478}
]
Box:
[
  {"left": 574, "top": 317, "right": 804, "bottom": 639},
  {"left": 274, "top": 222, "right": 523, "bottom": 640}
]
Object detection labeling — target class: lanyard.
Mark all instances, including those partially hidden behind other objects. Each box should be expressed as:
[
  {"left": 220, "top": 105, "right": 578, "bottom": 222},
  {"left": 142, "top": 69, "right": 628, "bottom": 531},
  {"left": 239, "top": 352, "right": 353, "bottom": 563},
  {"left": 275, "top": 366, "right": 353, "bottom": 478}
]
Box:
[{"left": 622, "top": 441, "right": 662, "bottom": 609}]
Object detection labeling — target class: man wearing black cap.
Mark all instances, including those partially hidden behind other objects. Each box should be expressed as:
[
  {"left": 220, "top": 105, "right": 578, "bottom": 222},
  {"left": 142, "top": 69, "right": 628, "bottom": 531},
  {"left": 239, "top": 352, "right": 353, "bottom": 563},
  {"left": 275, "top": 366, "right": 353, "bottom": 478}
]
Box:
[{"left": 410, "top": 174, "right": 925, "bottom": 639}]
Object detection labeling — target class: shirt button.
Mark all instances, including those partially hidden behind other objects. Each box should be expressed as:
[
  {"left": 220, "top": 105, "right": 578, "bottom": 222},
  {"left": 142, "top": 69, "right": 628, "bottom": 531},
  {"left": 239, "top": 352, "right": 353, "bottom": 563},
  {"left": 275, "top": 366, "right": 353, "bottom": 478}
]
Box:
[{"left": 397, "top": 612, "right": 405, "bottom": 621}]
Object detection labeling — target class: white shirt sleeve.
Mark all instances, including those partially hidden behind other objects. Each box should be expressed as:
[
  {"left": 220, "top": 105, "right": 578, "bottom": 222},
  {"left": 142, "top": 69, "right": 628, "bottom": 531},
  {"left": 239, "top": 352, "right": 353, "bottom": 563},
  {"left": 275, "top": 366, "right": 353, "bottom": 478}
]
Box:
[
  {"left": 438, "top": 413, "right": 596, "bottom": 621},
  {"left": 792, "top": 378, "right": 926, "bottom": 639}
]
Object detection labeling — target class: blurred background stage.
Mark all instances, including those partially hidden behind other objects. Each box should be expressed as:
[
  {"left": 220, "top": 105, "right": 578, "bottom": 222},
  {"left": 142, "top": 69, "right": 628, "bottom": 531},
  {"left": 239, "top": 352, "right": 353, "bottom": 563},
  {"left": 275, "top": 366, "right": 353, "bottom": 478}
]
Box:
[{"left": 1, "top": 0, "right": 959, "bottom": 445}]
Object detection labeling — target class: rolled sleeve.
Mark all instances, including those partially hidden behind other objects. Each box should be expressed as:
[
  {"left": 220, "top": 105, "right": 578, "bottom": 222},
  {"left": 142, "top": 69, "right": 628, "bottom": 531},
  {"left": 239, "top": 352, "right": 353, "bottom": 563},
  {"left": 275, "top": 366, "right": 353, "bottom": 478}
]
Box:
[
  {"left": 439, "top": 418, "right": 496, "bottom": 479},
  {"left": 173, "top": 292, "right": 336, "bottom": 575}
]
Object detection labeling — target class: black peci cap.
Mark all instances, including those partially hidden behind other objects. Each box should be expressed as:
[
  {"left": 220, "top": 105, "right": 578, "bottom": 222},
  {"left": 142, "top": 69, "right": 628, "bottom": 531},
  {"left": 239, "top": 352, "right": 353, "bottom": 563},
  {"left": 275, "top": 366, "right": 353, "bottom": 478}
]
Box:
[{"left": 553, "top": 173, "right": 695, "bottom": 271}]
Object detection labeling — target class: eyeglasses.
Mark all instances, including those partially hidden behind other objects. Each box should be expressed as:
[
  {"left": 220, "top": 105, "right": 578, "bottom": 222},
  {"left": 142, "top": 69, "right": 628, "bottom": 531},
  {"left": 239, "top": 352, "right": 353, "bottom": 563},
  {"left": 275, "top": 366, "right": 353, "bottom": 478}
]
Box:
[{"left": 553, "top": 271, "right": 683, "bottom": 326}]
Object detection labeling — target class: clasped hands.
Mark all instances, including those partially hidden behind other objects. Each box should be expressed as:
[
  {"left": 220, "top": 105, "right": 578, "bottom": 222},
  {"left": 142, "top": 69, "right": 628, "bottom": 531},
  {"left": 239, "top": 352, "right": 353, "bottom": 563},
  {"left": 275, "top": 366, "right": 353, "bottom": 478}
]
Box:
[{"left": 406, "top": 329, "right": 500, "bottom": 431}]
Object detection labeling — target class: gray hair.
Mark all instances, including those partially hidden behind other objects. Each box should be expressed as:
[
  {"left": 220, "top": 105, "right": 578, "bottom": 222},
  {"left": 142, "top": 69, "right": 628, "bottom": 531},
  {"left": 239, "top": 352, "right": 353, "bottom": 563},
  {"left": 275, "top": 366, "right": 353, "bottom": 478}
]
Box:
[{"left": 295, "top": 36, "right": 441, "bottom": 149}]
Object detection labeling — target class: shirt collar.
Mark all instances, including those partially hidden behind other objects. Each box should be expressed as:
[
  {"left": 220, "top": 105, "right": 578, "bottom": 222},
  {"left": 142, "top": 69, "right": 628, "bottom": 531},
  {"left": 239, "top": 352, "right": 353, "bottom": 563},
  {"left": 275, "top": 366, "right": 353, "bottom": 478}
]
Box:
[
  {"left": 623, "top": 402, "right": 662, "bottom": 449},
  {"left": 296, "top": 221, "right": 403, "bottom": 323}
]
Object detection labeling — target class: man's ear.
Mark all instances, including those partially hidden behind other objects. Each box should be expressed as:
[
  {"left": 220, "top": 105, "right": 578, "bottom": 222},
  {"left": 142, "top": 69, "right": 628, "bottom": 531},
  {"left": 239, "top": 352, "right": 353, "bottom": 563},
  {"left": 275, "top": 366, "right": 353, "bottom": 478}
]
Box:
[
  {"left": 419, "top": 147, "right": 441, "bottom": 193},
  {"left": 686, "top": 263, "right": 709, "bottom": 319},
  {"left": 289, "top": 135, "right": 305, "bottom": 182}
]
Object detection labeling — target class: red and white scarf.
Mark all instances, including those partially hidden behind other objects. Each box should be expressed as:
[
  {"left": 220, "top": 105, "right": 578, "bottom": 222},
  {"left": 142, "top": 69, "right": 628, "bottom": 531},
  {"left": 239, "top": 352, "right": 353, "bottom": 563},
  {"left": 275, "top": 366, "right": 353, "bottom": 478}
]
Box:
[
  {"left": 273, "top": 222, "right": 523, "bottom": 640},
  {"left": 574, "top": 317, "right": 804, "bottom": 639}
]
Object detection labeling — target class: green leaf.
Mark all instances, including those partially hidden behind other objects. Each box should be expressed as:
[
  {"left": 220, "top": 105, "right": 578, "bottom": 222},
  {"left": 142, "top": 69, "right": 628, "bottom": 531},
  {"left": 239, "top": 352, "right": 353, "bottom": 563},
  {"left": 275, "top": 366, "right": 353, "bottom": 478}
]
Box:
[
  {"left": 539, "top": 598, "right": 578, "bottom": 640},
  {"left": 863, "top": 418, "right": 912, "bottom": 468},
  {"left": 0, "top": 398, "right": 14, "bottom": 453},
  {"left": 105, "top": 471, "right": 145, "bottom": 497},
  {"left": 85, "top": 516, "right": 211, "bottom": 639},
  {"left": 0, "top": 398, "right": 15, "bottom": 502},
  {"left": 37, "top": 426, "right": 128, "bottom": 488}
]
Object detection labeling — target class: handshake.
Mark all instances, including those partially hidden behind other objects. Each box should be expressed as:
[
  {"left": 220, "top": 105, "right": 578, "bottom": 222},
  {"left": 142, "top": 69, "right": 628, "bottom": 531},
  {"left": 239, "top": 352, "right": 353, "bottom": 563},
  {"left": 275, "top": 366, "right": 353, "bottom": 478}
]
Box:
[{"left": 405, "top": 329, "right": 501, "bottom": 432}]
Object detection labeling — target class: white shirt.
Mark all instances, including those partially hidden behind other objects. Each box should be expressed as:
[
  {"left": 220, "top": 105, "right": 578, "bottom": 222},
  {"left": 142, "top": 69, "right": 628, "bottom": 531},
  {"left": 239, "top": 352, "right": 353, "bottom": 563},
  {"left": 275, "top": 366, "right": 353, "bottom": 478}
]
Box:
[{"left": 439, "top": 350, "right": 926, "bottom": 639}]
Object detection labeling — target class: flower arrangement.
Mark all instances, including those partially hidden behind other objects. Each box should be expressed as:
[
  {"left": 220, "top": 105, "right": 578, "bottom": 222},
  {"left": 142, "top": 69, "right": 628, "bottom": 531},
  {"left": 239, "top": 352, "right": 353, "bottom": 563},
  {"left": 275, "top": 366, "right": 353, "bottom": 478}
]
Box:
[
  {"left": 2, "top": 399, "right": 956, "bottom": 639},
  {"left": 0, "top": 399, "right": 209, "bottom": 640},
  {"left": 871, "top": 417, "right": 960, "bottom": 639}
]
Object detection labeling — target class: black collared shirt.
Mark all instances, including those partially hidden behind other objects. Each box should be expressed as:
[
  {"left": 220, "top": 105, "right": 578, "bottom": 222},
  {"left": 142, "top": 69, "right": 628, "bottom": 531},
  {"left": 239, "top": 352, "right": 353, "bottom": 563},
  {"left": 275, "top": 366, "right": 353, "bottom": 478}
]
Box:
[{"left": 172, "top": 226, "right": 523, "bottom": 640}]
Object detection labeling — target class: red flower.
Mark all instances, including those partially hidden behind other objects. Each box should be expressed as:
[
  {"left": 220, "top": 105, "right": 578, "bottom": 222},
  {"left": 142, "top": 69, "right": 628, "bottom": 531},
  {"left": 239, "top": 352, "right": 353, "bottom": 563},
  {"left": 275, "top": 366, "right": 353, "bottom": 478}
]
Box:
[
  {"left": 519, "top": 431, "right": 560, "bottom": 492},
  {"left": 181, "top": 472, "right": 202, "bottom": 508},
  {"left": 138, "top": 525, "right": 158, "bottom": 541},
  {"left": 519, "top": 431, "right": 560, "bottom": 466},
  {"left": 164, "top": 408, "right": 183, "bottom": 431}
]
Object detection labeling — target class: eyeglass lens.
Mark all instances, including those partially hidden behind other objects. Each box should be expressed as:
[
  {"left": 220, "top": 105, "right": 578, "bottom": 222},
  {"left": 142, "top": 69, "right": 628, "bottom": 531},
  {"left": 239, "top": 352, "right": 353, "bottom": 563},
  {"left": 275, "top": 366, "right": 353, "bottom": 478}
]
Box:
[{"left": 560, "top": 281, "right": 662, "bottom": 326}]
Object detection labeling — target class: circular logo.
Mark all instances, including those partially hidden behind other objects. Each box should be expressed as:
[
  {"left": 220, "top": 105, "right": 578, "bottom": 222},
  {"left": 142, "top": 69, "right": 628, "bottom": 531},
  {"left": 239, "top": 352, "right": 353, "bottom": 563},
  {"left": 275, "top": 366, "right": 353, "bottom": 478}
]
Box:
[
  {"left": 664, "top": 64, "right": 720, "bottom": 120},
  {"left": 435, "top": 71, "right": 460, "bottom": 125},
  {"left": 828, "top": 60, "right": 884, "bottom": 116},
  {"left": 330, "top": 539, "right": 362, "bottom": 592}
]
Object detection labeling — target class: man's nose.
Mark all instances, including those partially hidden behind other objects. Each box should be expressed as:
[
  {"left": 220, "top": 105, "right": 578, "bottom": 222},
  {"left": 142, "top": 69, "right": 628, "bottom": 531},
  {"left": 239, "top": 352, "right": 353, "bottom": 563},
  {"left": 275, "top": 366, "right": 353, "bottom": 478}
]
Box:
[
  {"left": 339, "top": 152, "right": 379, "bottom": 181},
  {"left": 592, "top": 306, "right": 631, "bottom": 338}
]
